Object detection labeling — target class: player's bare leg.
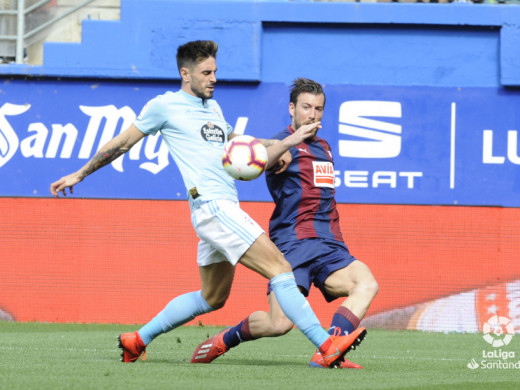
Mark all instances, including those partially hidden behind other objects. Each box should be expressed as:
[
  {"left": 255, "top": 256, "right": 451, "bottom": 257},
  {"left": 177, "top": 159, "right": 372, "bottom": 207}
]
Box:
[
  {"left": 239, "top": 234, "right": 369, "bottom": 367},
  {"left": 324, "top": 261, "right": 379, "bottom": 321},
  {"left": 237, "top": 233, "right": 292, "bottom": 279},
  {"left": 245, "top": 260, "right": 378, "bottom": 337},
  {"left": 200, "top": 261, "right": 236, "bottom": 310},
  {"left": 247, "top": 292, "right": 293, "bottom": 337},
  {"left": 307, "top": 260, "right": 378, "bottom": 368},
  {"left": 190, "top": 262, "right": 236, "bottom": 363},
  {"left": 194, "top": 234, "right": 365, "bottom": 367},
  {"left": 248, "top": 293, "right": 365, "bottom": 369},
  {"left": 121, "top": 262, "right": 235, "bottom": 363},
  {"left": 193, "top": 235, "right": 292, "bottom": 363}
]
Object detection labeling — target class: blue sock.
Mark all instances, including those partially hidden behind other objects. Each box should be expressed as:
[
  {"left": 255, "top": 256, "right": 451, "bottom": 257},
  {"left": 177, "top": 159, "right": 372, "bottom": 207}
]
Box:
[
  {"left": 270, "top": 272, "right": 329, "bottom": 349},
  {"left": 138, "top": 290, "right": 213, "bottom": 345},
  {"left": 329, "top": 306, "right": 360, "bottom": 336},
  {"left": 223, "top": 317, "right": 256, "bottom": 348}
]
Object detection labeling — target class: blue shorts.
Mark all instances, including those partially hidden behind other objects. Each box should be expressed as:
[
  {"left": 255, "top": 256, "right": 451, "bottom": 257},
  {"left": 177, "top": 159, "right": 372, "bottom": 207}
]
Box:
[{"left": 268, "top": 238, "right": 357, "bottom": 303}]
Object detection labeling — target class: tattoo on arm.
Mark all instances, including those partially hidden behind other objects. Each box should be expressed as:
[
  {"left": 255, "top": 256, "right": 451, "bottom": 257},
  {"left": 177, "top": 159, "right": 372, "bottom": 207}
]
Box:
[
  {"left": 80, "top": 145, "right": 127, "bottom": 176},
  {"left": 259, "top": 138, "right": 278, "bottom": 147}
]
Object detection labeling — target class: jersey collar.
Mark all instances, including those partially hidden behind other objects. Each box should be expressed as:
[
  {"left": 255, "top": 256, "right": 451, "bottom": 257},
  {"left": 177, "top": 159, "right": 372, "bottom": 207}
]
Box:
[{"left": 178, "top": 89, "right": 209, "bottom": 107}]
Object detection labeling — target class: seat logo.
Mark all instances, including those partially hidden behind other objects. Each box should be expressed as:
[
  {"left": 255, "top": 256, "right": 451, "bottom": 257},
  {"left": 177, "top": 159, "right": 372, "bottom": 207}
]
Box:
[{"left": 338, "top": 101, "right": 402, "bottom": 158}]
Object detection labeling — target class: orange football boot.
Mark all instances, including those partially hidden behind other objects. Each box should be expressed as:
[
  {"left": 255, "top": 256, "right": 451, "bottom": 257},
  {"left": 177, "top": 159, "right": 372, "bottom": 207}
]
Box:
[
  {"left": 309, "top": 349, "right": 363, "bottom": 368},
  {"left": 118, "top": 331, "right": 147, "bottom": 363},
  {"left": 319, "top": 327, "right": 367, "bottom": 368},
  {"left": 191, "top": 329, "right": 229, "bottom": 363}
]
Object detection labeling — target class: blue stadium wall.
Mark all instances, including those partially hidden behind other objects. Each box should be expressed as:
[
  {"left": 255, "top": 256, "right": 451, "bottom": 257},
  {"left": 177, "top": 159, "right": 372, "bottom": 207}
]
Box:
[
  {"left": 1, "top": 0, "right": 519, "bottom": 328},
  {"left": 1, "top": 0, "right": 519, "bottom": 206}
]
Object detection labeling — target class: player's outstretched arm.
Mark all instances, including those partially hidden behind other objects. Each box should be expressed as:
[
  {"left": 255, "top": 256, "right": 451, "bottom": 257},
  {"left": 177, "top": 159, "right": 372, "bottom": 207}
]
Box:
[
  {"left": 50, "top": 125, "right": 146, "bottom": 197},
  {"left": 259, "top": 121, "right": 321, "bottom": 170}
]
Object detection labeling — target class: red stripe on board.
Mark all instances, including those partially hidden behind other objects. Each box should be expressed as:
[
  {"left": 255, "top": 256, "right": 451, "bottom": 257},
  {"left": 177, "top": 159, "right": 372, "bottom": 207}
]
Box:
[{"left": 0, "top": 198, "right": 519, "bottom": 325}]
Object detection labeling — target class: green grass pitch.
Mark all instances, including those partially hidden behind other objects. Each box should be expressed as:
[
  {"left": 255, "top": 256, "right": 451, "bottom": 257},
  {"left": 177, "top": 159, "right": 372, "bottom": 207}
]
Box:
[{"left": 0, "top": 322, "right": 518, "bottom": 390}]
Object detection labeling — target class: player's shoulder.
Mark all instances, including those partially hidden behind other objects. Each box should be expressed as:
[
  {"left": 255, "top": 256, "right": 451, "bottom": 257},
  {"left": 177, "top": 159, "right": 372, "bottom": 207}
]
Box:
[
  {"left": 314, "top": 135, "right": 332, "bottom": 150},
  {"left": 147, "top": 91, "right": 199, "bottom": 116},
  {"left": 157, "top": 90, "right": 183, "bottom": 103},
  {"left": 314, "top": 134, "right": 330, "bottom": 145},
  {"left": 144, "top": 91, "right": 175, "bottom": 108},
  {"left": 136, "top": 92, "right": 172, "bottom": 119}
]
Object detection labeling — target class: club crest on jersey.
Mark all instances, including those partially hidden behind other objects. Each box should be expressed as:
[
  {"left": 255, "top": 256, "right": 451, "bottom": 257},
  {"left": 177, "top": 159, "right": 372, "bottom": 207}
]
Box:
[
  {"left": 212, "top": 108, "right": 222, "bottom": 119},
  {"left": 201, "top": 122, "right": 225, "bottom": 145},
  {"left": 313, "top": 161, "right": 335, "bottom": 188}
]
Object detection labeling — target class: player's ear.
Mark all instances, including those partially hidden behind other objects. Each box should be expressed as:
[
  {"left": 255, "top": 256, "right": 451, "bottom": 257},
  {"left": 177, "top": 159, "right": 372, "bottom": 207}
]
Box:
[
  {"left": 289, "top": 102, "right": 295, "bottom": 118},
  {"left": 180, "top": 67, "right": 190, "bottom": 83}
]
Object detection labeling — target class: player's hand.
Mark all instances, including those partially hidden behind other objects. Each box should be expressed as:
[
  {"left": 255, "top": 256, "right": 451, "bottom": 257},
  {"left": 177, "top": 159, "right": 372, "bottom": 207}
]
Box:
[
  {"left": 289, "top": 121, "right": 321, "bottom": 145},
  {"left": 272, "top": 150, "right": 292, "bottom": 174},
  {"left": 50, "top": 173, "right": 83, "bottom": 197}
]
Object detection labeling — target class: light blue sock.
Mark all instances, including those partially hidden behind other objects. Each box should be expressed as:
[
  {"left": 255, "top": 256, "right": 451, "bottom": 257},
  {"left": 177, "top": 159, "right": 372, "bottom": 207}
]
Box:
[
  {"left": 270, "top": 272, "right": 329, "bottom": 349},
  {"left": 138, "top": 290, "right": 213, "bottom": 345}
]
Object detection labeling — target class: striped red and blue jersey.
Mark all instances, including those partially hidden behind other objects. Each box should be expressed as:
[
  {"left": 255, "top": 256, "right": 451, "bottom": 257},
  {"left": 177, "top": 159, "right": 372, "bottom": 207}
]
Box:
[{"left": 266, "top": 126, "right": 344, "bottom": 252}]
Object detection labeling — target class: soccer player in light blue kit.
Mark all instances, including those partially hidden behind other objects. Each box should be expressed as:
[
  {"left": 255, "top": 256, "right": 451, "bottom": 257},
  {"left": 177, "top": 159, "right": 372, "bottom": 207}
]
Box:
[{"left": 50, "top": 40, "right": 365, "bottom": 367}]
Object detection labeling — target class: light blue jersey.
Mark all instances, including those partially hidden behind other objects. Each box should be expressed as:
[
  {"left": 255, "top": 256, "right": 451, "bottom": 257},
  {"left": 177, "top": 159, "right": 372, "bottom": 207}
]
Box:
[
  {"left": 133, "top": 93, "right": 331, "bottom": 354},
  {"left": 134, "top": 90, "right": 237, "bottom": 210}
]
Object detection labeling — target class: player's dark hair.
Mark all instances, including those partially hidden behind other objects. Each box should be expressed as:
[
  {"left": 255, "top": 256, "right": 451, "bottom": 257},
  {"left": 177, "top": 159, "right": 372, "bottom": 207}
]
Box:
[
  {"left": 176, "top": 40, "right": 218, "bottom": 70},
  {"left": 289, "top": 78, "right": 325, "bottom": 106}
]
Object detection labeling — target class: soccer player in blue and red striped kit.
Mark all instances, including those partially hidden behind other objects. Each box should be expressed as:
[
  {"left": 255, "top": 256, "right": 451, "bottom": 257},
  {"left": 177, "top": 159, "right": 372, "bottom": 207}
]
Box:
[{"left": 192, "top": 78, "right": 378, "bottom": 368}]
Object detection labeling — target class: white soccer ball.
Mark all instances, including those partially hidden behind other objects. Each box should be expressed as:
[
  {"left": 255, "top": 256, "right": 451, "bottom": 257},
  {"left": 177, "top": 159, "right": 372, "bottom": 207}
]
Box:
[{"left": 222, "top": 135, "right": 268, "bottom": 181}]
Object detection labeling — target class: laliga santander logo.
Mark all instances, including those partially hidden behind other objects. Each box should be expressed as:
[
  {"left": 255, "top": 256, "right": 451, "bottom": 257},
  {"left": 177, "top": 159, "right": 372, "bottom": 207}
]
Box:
[
  {"left": 482, "top": 315, "right": 515, "bottom": 348},
  {"left": 467, "top": 315, "right": 517, "bottom": 370}
]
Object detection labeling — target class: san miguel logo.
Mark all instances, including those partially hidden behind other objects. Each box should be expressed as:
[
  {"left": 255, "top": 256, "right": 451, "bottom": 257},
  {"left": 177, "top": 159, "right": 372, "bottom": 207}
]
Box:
[
  {"left": 0, "top": 103, "right": 29, "bottom": 168},
  {"left": 200, "top": 122, "right": 225, "bottom": 145},
  {"left": 0, "top": 103, "right": 169, "bottom": 174}
]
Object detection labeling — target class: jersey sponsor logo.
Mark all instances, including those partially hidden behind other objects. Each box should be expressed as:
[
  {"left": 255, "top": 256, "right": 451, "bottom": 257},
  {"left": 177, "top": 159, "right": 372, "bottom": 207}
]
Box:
[
  {"left": 200, "top": 122, "right": 225, "bottom": 145},
  {"left": 313, "top": 161, "right": 335, "bottom": 188},
  {"left": 338, "top": 100, "right": 402, "bottom": 158}
]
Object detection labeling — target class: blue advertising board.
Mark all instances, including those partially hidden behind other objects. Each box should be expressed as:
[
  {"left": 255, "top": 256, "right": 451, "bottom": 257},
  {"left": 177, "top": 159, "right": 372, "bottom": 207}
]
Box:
[{"left": 1, "top": 79, "right": 519, "bottom": 206}]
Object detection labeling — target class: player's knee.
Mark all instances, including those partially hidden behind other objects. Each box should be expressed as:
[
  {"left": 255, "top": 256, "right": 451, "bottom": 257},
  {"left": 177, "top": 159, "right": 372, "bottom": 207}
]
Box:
[
  {"left": 208, "top": 296, "right": 228, "bottom": 310},
  {"left": 359, "top": 277, "right": 379, "bottom": 301},
  {"left": 277, "top": 258, "right": 292, "bottom": 275},
  {"left": 202, "top": 291, "right": 230, "bottom": 310},
  {"left": 264, "top": 248, "right": 292, "bottom": 277},
  {"left": 273, "top": 251, "right": 292, "bottom": 274}
]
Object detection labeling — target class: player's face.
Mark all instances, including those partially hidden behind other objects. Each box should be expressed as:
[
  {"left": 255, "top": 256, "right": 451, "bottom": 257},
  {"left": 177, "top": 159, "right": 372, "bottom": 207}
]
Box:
[
  {"left": 290, "top": 92, "right": 325, "bottom": 130},
  {"left": 183, "top": 56, "right": 217, "bottom": 100}
]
